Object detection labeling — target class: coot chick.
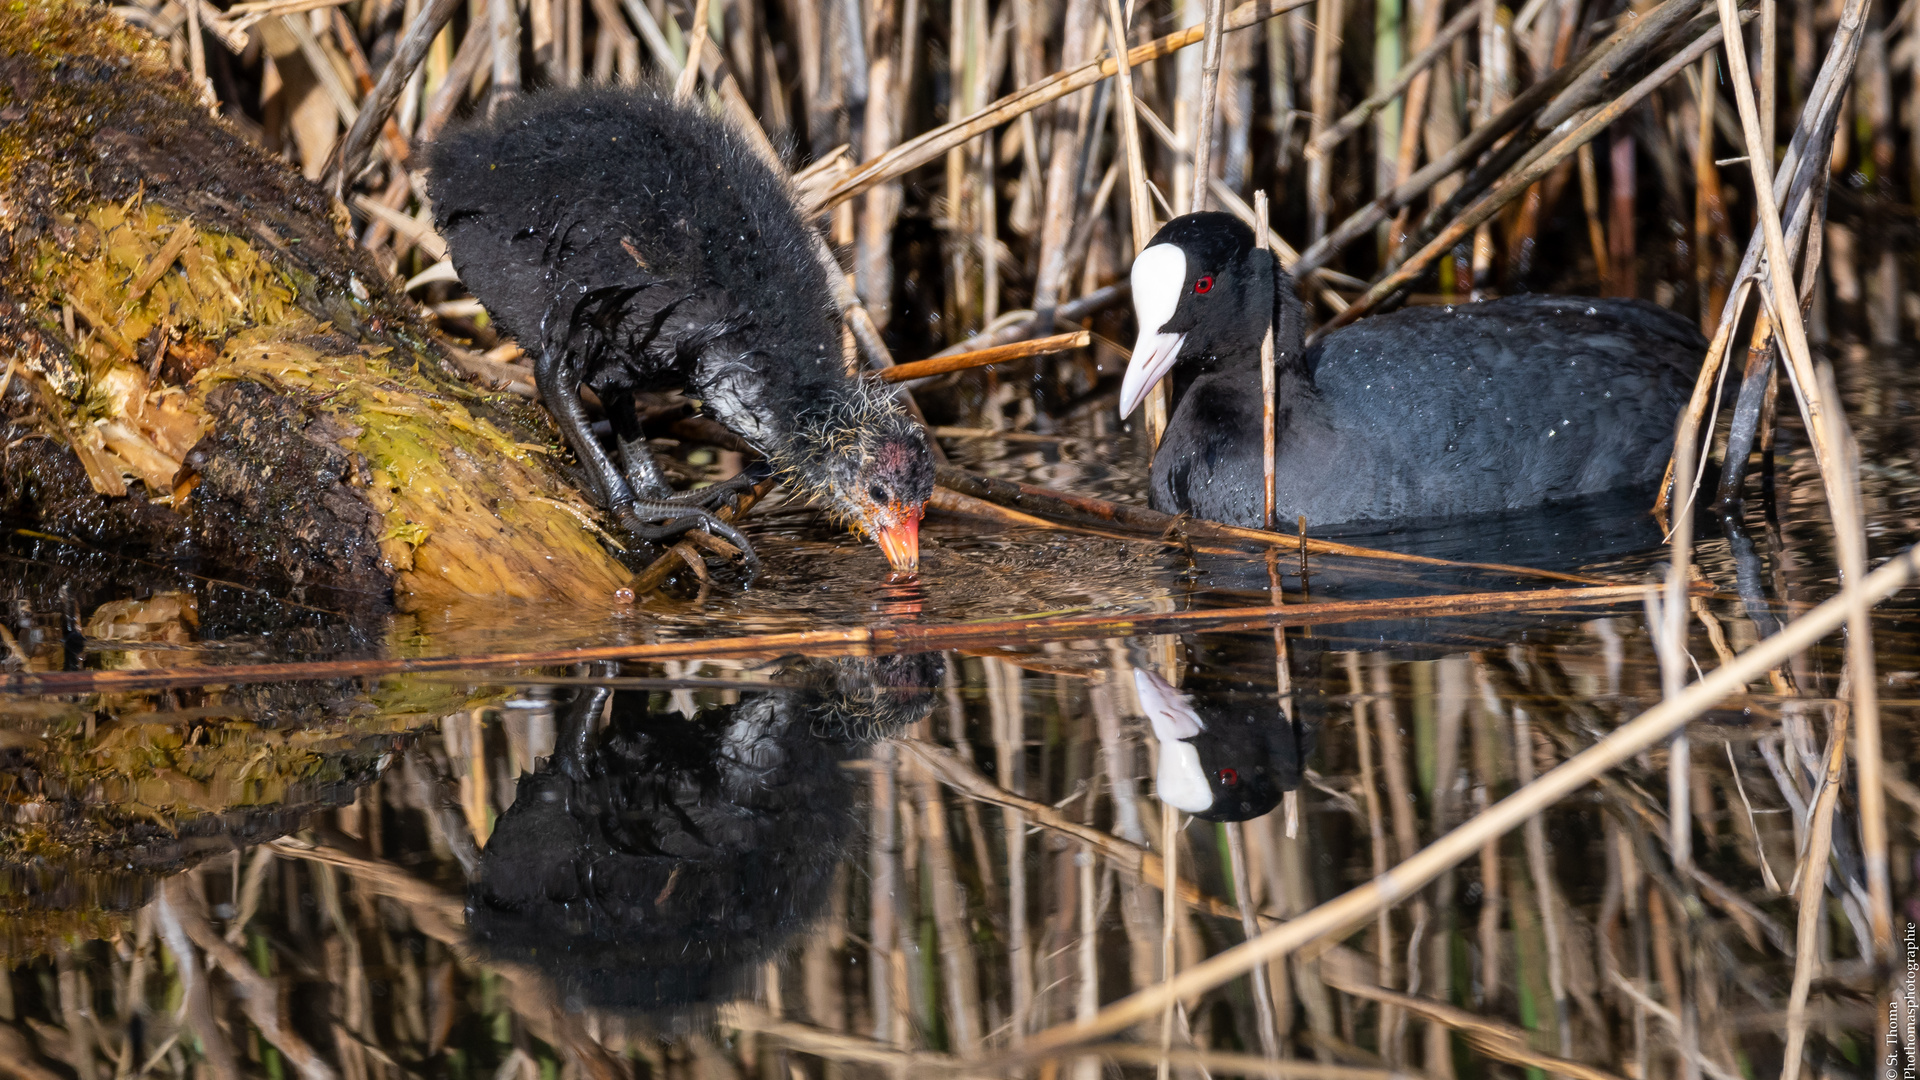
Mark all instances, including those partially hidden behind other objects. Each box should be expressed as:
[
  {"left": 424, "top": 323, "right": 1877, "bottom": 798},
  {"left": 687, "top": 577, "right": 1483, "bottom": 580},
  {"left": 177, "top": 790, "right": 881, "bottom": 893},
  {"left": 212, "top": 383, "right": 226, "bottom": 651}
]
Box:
[
  {"left": 1120, "top": 213, "right": 1703, "bottom": 530},
  {"left": 428, "top": 87, "right": 934, "bottom": 573},
  {"left": 1134, "top": 668, "right": 1314, "bottom": 822}
]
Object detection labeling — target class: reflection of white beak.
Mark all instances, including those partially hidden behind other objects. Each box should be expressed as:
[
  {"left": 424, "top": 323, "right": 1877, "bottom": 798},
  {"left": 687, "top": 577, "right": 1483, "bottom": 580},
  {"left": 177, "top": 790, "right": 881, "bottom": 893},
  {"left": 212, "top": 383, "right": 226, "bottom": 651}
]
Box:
[
  {"left": 1121, "top": 243, "right": 1190, "bottom": 420},
  {"left": 1133, "top": 669, "right": 1214, "bottom": 814}
]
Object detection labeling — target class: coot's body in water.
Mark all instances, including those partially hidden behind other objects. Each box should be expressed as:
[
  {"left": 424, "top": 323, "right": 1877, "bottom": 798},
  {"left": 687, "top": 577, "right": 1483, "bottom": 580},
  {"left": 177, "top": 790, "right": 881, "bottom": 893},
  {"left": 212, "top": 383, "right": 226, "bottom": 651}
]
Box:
[
  {"left": 428, "top": 87, "right": 933, "bottom": 574},
  {"left": 1120, "top": 213, "right": 1703, "bottom": 530}
]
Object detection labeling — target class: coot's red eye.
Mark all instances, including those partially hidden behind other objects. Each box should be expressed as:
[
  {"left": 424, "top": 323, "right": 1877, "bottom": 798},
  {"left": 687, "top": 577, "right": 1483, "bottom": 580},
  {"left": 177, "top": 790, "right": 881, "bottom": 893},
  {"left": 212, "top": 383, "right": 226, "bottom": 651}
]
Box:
[
  {"left": 1194, "top": 275, "right": 1215, "bottom": 294},
  {"left": 1218, "top": 767, "right": 1238, "bottom": 785}
]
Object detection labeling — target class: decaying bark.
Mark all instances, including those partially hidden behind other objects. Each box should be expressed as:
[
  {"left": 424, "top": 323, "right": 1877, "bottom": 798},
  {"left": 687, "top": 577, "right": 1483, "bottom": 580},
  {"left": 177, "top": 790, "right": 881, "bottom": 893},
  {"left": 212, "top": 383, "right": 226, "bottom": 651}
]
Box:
[{"left": 0, "top": 0, "right": 632, "bottom": 607}]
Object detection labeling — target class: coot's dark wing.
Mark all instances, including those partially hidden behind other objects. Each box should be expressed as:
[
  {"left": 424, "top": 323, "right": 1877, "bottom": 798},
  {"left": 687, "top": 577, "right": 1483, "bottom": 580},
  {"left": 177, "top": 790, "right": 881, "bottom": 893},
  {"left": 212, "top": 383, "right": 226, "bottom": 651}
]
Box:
[{"left": 1306, "top": 297, "right": 1700, "bottom": 520}]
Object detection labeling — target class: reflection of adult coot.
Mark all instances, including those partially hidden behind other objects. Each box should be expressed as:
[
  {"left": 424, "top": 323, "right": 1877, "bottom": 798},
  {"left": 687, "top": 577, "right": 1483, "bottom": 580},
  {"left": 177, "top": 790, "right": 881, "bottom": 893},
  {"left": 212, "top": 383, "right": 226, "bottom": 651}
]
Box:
[
  {"left": 468, "top": 653, "right": 942, "bottom": 1015},
  {"left": 1136, "top": 668, "right": 1316, "bottom": 823}
]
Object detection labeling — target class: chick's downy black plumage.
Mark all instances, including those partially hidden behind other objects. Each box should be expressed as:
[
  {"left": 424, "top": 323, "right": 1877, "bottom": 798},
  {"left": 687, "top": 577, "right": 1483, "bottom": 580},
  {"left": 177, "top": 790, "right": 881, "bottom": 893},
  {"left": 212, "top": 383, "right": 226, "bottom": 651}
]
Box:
[
  {"left": 1122, "top": 213, "right": 1703, "bottom": 530},
  {"left": 427, "top": 87, "right": 933, "bottom": 573},
  {"left": 466, "top": 653, "right": 942, "bottom": 1017}
]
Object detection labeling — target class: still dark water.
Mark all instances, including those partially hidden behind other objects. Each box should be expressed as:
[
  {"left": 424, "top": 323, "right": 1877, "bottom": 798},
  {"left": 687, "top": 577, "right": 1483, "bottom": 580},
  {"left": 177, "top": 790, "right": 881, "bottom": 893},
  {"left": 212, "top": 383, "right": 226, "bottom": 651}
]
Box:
[{"left": 1, "top": 346, "right": 1916, "bottom": 1080}]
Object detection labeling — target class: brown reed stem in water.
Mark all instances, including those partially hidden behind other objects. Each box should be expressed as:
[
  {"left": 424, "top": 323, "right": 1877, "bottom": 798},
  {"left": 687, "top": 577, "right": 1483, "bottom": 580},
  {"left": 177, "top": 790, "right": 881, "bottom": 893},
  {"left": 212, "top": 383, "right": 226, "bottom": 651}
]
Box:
[
  {"left": 0, "top": 583, "right": 1677, "bottom": 696},
  {"left": 930, "top": 466, "right": 1622, "bottom": 582},
  {"left": 1225, "top": 822, "right": 1282, "bottom": 1059},
  {"left": 1157, "top": 799, "right": 1179, "bottom": 1080},
  {"left": 1255, "top": 189, "right": 1277, "bottom": 530}
]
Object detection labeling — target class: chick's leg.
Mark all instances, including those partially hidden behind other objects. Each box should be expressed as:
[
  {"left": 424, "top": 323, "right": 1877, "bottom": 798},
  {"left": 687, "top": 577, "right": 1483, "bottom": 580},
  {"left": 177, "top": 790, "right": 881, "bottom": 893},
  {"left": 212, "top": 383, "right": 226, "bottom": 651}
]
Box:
[
  {"left": 535, "top": 347, "right": 760, "bottom": 576},
  {"left": 534, "top": 344, "right": 632, "bottom": 511},
  {"left": 603, "top": 389, "right": 676, "bottom": 499},
  {"left": 605, "top": 389, "right": 763, "bottom": 513}
]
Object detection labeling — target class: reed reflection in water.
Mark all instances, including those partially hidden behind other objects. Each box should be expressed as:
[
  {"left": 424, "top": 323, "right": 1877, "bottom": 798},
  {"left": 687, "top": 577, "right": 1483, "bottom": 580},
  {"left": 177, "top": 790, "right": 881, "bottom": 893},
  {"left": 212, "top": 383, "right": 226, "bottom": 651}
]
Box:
[{"left": 2, "top": 593, "right": 1914, "bottom": 1080}]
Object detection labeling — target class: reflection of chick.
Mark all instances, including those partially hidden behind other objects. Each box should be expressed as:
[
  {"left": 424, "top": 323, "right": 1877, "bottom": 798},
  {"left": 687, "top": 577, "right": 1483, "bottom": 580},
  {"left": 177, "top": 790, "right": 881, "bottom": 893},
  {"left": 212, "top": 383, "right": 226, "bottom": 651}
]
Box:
[
  {"left": 467, "top": 653, "right": 942, "bottom": 1015},
  {"left": 1135, "top": 669, "right": 1315, "bottom": 823}
]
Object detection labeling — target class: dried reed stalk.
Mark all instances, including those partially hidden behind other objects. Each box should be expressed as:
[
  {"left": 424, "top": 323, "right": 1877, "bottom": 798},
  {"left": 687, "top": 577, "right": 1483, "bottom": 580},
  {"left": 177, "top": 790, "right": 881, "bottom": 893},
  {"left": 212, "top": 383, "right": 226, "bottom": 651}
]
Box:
[{"left": 881, "top": 332, "right": 1091, "bottom": 382}]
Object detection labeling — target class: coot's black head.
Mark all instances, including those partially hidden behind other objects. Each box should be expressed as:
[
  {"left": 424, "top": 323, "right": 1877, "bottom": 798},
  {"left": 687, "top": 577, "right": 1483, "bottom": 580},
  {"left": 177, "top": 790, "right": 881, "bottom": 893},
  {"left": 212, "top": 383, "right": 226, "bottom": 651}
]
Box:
[
  {"left": 1134, "top": 668, "right": 1311, "bottom": 822},
  {"left": 782, "top": 378, "right": 936, "bottom": 574},
  {"left": 1120, "top": 212, "right": 1273, "bottom": 418}
]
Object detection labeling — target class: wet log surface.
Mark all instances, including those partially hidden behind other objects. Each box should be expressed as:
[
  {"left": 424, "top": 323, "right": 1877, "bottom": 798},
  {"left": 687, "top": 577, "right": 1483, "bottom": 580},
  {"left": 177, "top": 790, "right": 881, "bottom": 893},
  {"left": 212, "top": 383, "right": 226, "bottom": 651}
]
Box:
[{"left": 0, "top": 0, "right": 633, "bottom": 608}]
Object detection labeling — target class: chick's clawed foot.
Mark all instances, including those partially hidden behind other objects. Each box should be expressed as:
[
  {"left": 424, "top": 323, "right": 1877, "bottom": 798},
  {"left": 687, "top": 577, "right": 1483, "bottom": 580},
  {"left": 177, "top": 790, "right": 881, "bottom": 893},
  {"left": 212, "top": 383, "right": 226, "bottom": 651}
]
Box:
[
  {"left": 613, "top": 498, "right": 763, "bottom": 582},
  {"left": 646, "top": 461, "right": 773, "bottom": 514}
]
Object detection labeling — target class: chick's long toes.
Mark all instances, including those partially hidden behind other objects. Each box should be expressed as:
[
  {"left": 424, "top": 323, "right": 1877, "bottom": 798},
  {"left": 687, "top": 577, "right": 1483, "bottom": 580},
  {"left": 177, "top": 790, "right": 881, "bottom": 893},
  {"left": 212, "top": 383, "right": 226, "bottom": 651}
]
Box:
[{"left": 614, "top": 504, "right": 760, "bottom": 581}]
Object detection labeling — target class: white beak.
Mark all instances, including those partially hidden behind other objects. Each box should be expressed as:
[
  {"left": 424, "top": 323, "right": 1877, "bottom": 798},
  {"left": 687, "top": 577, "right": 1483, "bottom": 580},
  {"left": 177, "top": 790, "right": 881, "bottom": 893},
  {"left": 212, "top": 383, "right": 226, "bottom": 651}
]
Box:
[
  {"left": 1119, "top": 331, "right": 1187, "bottom": 419},
  {"left": 1134, "top": 669, "right": 1214, "bottom": 814},
  {"left": 1121, "top": 244, "right": 1190, "bottom": 419}
]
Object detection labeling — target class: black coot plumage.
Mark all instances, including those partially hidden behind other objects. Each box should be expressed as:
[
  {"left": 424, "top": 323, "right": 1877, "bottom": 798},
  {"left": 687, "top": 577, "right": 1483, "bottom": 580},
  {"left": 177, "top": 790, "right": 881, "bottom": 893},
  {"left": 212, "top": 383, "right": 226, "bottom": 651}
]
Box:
[
  {"left": 1120, "top": 213, "right": 1704, "bottom": 530},
  {"left": 1134, "top": 669, "right": 1314, "bottom": 822},
  {"left": 467, "top": 653, "right": 942, "bottom": 1016},
  {"left": 427, "top": 87, "right": 933, "bottom": 573}
]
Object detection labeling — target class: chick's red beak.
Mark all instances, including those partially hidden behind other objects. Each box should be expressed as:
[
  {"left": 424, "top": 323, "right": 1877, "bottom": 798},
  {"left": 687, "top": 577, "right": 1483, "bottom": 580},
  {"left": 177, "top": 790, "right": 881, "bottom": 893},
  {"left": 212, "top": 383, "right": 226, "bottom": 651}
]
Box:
[{"left": 873, "top": 504, "right": 922, "bottom": 574}]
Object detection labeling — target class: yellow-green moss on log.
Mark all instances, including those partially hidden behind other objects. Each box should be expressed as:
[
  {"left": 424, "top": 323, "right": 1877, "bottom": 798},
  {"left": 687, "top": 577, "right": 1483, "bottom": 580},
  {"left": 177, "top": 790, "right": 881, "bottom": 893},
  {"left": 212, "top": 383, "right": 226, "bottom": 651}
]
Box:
[{"left": 0, "top": 0, "right": 633, "bottom": 606}]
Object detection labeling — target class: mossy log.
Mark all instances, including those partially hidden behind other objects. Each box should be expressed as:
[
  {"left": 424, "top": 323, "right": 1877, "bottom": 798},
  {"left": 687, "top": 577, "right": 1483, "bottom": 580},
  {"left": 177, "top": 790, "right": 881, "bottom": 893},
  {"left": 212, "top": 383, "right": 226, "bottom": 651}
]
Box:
[{"left": 0, "top": 0, "right": 633, "bottom": 608}]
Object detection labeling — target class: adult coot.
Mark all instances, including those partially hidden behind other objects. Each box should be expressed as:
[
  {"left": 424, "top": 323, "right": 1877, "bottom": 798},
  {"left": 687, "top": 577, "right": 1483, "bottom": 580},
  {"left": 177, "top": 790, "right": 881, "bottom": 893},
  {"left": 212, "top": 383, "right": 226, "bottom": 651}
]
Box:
[
  {"left": 1120, "top": 213, "right": 1703, "bottom": 530},
  {"left": 428, "top": 87, "right": 933, "bottom": 574}
]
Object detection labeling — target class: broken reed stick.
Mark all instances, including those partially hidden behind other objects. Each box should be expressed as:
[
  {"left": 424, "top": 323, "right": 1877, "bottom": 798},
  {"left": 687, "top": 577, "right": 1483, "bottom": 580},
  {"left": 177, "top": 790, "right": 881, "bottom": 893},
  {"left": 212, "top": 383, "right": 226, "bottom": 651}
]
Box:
[
  {"left": 5, "top": 584, "right": 1668, "bottom": 695},
  {"left": 1822, "top": 367, "right": 1892, "bottom": 962},
  {"left": 723, "top": 1007, "right": 1410, "bottom": 1080},
  {"left": 931, "top": 465, "right": 1621, "bottom": 583},
  {"left": 1713, "top": 0, "right": 1891, "bottom": 967},
  {"left": 992, "top": 543, "right": 1920, "bottom": 1066},
  {"left": 879, "top": 332, "right": 1090, "bottom": 382},
  {"left": 816, "top": 0, "right": 1317, "bottom": 213},
  {"left": 1304, "top": 1, "right": 1479, "bottom": 161},
  {"left": 673, "top": 0, "right": 711, "bottom": 99},
  {"left": 1225, "top": 821, "right": 1283, "bottom": 1059},
  {"left": 1653, "top": 0, "right": 1864, "bottom": 519},
  {"left": 329, "top": 0, "right": 463, "bottom": 197},
  {"left": 1158, "top": 798, "right": 1179, "bottom": 1080},
  {"left": 1255, "top": 190, "right": 1277, "bottom": 530},
  {"left": 1317, "top": 17, "right": 1737, "bottom": 333},
  {"left": 1189, "top": 0, "right": 1227, "bottom": 213},
  {"left": 1318, "top": 970, "right": 1628, "bottom": 1080},
  {"left": 1657, "top": 402, "right": 1698, "bottom": 877},
  {"left": 1101, "top": 0, "right": 1167, "bottom": 446},
  {"left": 1779, "top": 679, "right": 1851, "bottom": 1080}
]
